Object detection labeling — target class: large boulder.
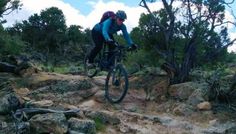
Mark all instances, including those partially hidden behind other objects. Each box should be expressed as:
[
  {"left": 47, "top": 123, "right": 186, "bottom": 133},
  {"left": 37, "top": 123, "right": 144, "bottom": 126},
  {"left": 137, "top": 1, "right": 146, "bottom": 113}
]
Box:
[
  {"left": 0, "top": 55, "right": 39, "bottom": 76},
  {"left": 27, "top": 79, "right": 98, "bottom": 105},
  {"left": 29, "top": 113, "right": 68, "bottom": 134},
  {"left": 15, "top": 61, "right": 39, "bottom": 76},
  {"left": 186, "top": 82, "right": 209, "bottom": 108},
  {"left": 168, "top": 82, "right": 197, "bottom": 100},
  {"left": 84, "top": 110, "right": 120, "bottom": 125},
  {"left": 197, "top": 101, "right": 211, "bottom": 110},
  {"left": 173, "top": 103, "right": 194, "bottom": 116},
  {"left": 0, "top": 82, "right": 21, "bottom": 114},
  {"left": 68, "top": 118, "right": 96, "bottom": 134},
  {"left": 26, "top": 100, "right": 54, "bottom": 108}
]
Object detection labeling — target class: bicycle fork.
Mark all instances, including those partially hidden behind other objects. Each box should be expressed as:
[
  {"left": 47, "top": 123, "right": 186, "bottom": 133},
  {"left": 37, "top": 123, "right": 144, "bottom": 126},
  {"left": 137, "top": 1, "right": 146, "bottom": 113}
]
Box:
[{"left": 112, "top": 66, "right": 122, "bottom": 86}]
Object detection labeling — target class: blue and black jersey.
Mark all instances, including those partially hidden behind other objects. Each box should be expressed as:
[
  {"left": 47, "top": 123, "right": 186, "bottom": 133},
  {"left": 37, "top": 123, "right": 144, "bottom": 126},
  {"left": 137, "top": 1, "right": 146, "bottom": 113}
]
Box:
[{"left": 93, "top": 18, "right": 133, "bottom": 46}]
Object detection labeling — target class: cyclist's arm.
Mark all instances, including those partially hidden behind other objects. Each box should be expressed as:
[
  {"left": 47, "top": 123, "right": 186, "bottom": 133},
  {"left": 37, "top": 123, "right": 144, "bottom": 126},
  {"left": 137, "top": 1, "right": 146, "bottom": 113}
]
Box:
[
  {"left": 121, "top": 24, "right": 133, "bottom": 47},
  {"left": 102, "top": 18, "right": 112, "bottom": 41}
]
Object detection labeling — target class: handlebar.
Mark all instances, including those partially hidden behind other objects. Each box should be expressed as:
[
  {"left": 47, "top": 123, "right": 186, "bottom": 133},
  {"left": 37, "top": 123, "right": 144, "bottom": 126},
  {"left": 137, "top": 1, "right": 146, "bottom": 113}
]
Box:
[{"left": 105, "top": 41, "right": 138, "bottom": 52}]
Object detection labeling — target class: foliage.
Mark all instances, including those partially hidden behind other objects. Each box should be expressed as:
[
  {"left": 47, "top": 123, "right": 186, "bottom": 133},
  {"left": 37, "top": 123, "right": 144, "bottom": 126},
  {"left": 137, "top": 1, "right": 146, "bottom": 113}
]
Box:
[
  {"left": 1, "top": 0, "right": 235, "bottom": 80},
  {"left": 6, "top": 7, "right": 91, "bottom": 65},
  {"left": 14, "top": 77, "right": 30, "bottom": 88},
  {"left": 124, "top": 49, "right": 162, "bottom": 73},
  {"left": 18, "top": 7, "right": 67, "bottom": 55},
  {"left": 136, "top": 9, "right": 230, "bottom": 65},
  {"left": 135, "top": 0, "right": 235, "bottom": 84},
  {"left": 94, "top": 117, "right": 106, "bottom": 132},
  {"left": 0, "top": 26, "right": 25, "bottom": 56},
  {"left": 205, "top": 68, "right": 236, "bottom": 108},
  {"left": 40, "top": 63, "right": 84, "bottom": 74},
  {"left": 0, "top": 0, "right": 22, "bottom": 23},
  {"left": 0, "top": 0, "right": 24, "bottom": 57},
  {"left": 225, "top": 52, "right": 236, "bottom": 63},
  {"left": 64, "top": 26, "right": 92, "bottom": 57}
]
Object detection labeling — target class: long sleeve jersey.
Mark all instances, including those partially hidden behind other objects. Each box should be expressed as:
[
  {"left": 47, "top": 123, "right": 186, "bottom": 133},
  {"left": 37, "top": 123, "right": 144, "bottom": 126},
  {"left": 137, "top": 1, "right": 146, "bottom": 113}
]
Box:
[{"left": 93, "top": 18, "right": 133, "bottom": 46}]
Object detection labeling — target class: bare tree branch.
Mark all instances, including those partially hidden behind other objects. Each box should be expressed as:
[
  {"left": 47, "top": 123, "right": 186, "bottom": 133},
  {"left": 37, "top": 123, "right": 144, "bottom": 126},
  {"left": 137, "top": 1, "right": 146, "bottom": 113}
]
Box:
[
  {"left": 139, "top": 0, "right": 169, "bottom": 47},
  {"left": 1, "top": 0, "right": 22, "bottom": 17},
  {"left": 139, "top": 0, "right": 235, "bottom": 84},
  {"left": 222, "top": 0, "right": 235, "bottom": 7},
  {"left": 231, "top": 9, "right": 236, "bottom": 26},
  {"left": 214, "top": 20, "right": 236, "bottom": 28},
  {"left": 161, "top": 0, "right": 175, "bottom": 48},
  {"left": 232, "top": 10, "right": 236, "bottom": 19},
  {"left": 2, "top": 6, "right": 15, "bottom": 15},
  {"left": 139, "top": 0, "right": 165, "bottom": 29}
]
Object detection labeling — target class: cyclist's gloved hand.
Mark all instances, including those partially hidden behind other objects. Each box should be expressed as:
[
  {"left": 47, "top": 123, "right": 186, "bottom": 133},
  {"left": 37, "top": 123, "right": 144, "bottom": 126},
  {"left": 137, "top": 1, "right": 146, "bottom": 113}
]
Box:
[
  {"left": 128, "top": 44, "right": 138, "bottom": 51},
  {"left": 132, "top": 44, "right": 138, "bottom": 50},
  {"left": 106, "top": 39, "right": 115, "bottom": 45}
]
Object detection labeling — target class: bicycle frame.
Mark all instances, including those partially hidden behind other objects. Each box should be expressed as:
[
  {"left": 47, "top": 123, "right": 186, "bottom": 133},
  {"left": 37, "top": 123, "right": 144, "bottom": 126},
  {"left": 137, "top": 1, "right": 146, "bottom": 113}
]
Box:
[
  {"left": 84, "top": 41, "right": 129, "bottom": 103},
  {"left": 97, "top": 42, "right": 126, "bottom": 71}
]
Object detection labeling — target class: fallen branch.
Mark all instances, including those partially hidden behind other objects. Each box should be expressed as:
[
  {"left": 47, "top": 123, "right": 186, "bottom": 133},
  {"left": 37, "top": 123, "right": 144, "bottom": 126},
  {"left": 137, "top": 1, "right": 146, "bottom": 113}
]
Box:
[
  {"left": 14, "top": 108, "right": 80, "bottom": 120},
  {"left": 0, "top": 62, "right": 16, "bottom": 73}
]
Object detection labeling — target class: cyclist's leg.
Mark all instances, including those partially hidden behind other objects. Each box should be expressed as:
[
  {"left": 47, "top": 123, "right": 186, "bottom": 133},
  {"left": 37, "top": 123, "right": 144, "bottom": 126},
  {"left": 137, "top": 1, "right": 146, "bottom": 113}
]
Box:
[
  {"left": 88, "top": 29, "right": 105, "bottom": 63},
  {"left": 108, "top": 34, "right": 116, "bottom": 67},
  {"left": 108, "top": 34, "right": 115, "bottom": 53}
]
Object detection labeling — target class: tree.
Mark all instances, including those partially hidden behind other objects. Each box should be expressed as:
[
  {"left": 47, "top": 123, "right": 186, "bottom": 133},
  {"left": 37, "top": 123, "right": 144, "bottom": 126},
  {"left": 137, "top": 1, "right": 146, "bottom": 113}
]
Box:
[
  {"left": 40, "top": 7, "right": 67, "bottom": 56},
  {"left": 63, "top": 26, "right": 92, "bottom": 60},
  {"left": 0, "top": 0, "right": 22, "bottom": 23},
  {"left": 64, "top": 25, "right": 83, "bottom": 56},
  {"left": 0, "top": 0, "right": 23, "bottom": 57},
  {"left": 7, "top": 6, "right": 92, "bottom": 64},
  {"left": 138, "top": 0, "right": 236, "bottom": 84},
  {"left": 10, "top": 7, "right": 66, "bottom": 58}
]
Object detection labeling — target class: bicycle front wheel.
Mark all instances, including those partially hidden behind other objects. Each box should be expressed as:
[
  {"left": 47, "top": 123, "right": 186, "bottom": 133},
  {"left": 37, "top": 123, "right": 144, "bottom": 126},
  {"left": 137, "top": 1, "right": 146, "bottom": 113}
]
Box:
[
  {"left": 105, "top": 64, "right": 129, "bottom": 103},
  {"left": 84, "top": 54, "right": 98, "bottom": 78}
]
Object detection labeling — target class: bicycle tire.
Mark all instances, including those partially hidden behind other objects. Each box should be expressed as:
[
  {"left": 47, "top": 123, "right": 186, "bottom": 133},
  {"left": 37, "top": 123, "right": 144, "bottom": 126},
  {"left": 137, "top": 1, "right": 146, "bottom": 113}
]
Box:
[
  {"left": 105, "top": 64, "right": 129, "bottom": 103},
  {"left": 84, "top": 54, "right": 98, "bottom": 78}
]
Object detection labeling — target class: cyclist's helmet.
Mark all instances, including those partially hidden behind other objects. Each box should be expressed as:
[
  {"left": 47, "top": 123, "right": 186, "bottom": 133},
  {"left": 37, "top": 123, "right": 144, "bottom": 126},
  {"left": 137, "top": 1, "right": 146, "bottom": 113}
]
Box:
[{"left": 116, "top": 10, "right": 127, "bottom": 20}]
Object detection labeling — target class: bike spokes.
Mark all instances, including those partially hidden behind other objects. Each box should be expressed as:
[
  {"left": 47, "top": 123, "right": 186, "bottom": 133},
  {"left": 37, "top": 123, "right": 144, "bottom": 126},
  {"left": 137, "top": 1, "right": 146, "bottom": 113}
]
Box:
[{"left": 105, "top": 64, "right": 128, "bottom": 103}]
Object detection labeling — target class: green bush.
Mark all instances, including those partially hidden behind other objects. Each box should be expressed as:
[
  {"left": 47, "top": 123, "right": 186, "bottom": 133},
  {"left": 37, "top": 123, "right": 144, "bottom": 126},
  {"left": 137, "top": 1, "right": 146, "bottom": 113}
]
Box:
[
  {"left": 124, "top": 49, "right": 162, "bottom": 73},
  {"left": 40, "top": 63, "right": 84, "bottom": 74},
  {"left": 94, "top": 117, "right": 106, "bottom": 132},
  {"left": 0, "top": 28, "right": 25, "bottom": 56}
]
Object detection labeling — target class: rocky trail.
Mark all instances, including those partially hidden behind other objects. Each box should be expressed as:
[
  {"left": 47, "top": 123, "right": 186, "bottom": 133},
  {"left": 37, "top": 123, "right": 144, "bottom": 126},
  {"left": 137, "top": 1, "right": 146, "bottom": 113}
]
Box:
[{"left": 1, "top": 71, "right": 236, "bottom": 134}]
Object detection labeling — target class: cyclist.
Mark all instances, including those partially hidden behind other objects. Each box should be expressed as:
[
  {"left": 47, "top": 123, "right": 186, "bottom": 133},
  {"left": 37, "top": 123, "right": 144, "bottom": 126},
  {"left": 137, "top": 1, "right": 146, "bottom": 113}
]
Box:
[{"left": 87, "top": 10, "right": 137, "bottom": 66}]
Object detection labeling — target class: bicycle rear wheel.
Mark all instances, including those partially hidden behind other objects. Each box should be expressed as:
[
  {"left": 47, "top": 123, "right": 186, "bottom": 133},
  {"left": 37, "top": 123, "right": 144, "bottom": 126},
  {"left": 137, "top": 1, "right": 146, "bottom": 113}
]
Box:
[
  {"left": 84, "top": 54, "right": 98, "bottom": 78},
  {"left": 105, "top": 64, "right": 129, "bottom": 103}
]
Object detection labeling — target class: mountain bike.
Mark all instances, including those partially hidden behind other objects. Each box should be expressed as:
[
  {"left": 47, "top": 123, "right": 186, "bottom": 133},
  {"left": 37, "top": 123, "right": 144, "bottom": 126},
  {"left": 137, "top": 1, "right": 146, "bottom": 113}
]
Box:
[{"left": 84, "top": 42, "right": 129, "bottom": 103}]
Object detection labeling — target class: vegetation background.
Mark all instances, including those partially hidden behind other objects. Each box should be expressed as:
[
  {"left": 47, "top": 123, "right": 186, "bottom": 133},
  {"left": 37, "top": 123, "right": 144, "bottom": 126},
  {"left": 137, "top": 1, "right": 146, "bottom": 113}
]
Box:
[
  {"left": 1, "top": 1, "right": 236, "bottom": 133},
  {"left": 0, "top": 0, "right": 236, "bottom": 79}
]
